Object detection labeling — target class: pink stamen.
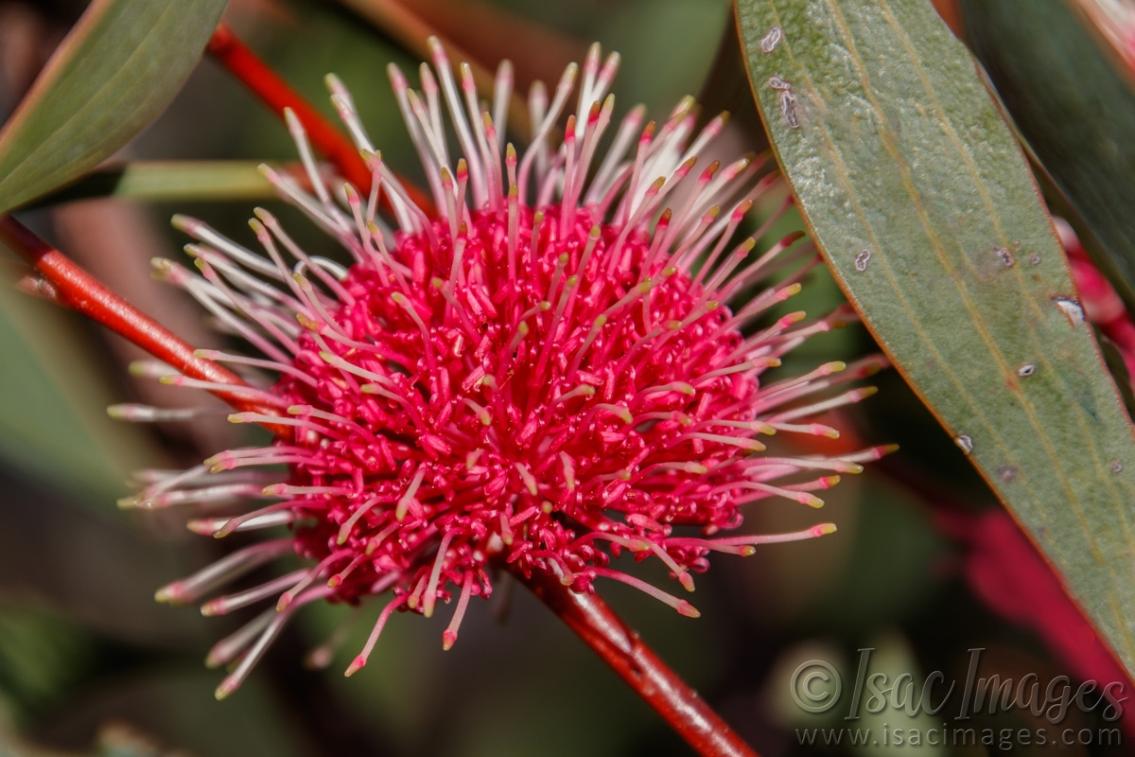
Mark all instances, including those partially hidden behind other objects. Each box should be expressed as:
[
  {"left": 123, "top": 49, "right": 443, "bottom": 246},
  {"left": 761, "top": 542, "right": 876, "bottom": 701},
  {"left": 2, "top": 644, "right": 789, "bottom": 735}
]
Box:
[{"left": 345, "top": 594, "right": 407, "bottom": 677}]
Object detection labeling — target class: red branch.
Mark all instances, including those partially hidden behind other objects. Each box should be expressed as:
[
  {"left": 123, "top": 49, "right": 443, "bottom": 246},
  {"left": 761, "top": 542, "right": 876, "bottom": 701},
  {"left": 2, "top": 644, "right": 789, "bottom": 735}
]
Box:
[
  {"left": 524, "top": 571, "right": 757, "bottom": 756},
  {"left": 206, "top": 24, "right": 434, "bottom": 215},
  {"left": 0, "top": 216, "right": 277, "bottom": 422}
]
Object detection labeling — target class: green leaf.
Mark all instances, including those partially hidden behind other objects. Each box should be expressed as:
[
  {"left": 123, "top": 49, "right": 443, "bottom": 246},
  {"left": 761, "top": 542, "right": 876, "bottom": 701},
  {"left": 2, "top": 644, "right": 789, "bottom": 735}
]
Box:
[
  {"left": 960, "top": 0, "right": 1135, "bottom": 309},
  {"left": 30, "top": 161, "right": 281, "bottom": 206},
  {"left": 735, "top": 0, "right": 1135, "bottom": 675},
  {"left": 0, "top": 268, "right": 156, "bottom": 499},
  {"left": 0, "top": 0, "right": 228, "bottom": 213}
]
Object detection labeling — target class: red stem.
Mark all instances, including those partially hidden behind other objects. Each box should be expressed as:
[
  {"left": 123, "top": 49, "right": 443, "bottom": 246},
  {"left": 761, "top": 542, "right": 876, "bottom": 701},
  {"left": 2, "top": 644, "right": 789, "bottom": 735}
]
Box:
[
  {"left": 0, "top": 216, "right": 280, "bottom": 425},
  {"left": 205, "top": 24, "right": 434, "bottom": 215},
  {"left": 524, "top": 571, "right": 757, "bottom": 757}
]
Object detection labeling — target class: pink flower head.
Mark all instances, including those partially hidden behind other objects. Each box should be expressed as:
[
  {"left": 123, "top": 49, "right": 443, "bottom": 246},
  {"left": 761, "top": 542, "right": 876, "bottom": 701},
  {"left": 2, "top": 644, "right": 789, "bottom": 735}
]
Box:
[{"left": 114, "top": 41, "right": 888, "bottom": 699}]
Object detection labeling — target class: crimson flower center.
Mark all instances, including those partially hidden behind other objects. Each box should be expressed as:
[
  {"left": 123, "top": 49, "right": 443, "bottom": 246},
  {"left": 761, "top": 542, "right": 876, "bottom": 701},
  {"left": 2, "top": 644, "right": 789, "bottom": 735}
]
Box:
[{"left": 276, "top": 204, "right": 757, "bottom": 609}]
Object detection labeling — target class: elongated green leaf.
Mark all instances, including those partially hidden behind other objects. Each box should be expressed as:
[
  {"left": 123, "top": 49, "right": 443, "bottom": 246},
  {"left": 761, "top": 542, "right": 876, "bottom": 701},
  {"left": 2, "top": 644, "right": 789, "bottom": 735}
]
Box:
[
  {"left": 736, "top": 0, "right": 1135, "bottom": 673},
  {"left": 961, "top": 0, "right": 1135, "bottom": 310},
  {"left": 30, "top": 161, "right": 285, "bottom": 206},
  {"left": 0, "top": 0, "right": 228, "bottom": 213}
]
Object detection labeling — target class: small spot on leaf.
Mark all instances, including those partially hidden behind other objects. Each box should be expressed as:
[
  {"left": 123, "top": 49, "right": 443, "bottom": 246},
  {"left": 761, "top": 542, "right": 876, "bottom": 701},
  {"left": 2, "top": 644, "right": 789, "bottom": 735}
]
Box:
[
  {"left": 854, "top": 248, "right": 872, "bottom": 272},
  {"left": 955, "top": 434, "right": 974, "bottom": 455},
  {"left": 760, "top": 26, "right": 783, "bottom": 53},
  {"left": 779, "top": 90, "right": 799, "bottom": 129},
  {"left": 1017, "top": 363, "right": 1036, "bottom": 378},
  {"left": 1052, "top": 296, "right": 1085, "bottom": 325}
]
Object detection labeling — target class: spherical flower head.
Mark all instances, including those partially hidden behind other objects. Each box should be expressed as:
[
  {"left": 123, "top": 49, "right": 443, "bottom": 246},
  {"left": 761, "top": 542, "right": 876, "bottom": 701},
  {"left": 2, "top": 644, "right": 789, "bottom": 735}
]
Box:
[{"left": 115, "top": 40, "right": 889, "bottom": 698}]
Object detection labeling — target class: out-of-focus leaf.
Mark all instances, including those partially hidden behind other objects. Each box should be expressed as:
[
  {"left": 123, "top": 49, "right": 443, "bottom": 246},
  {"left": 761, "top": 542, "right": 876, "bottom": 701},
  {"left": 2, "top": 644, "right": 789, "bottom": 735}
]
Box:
[
  {"left": 335, "top": 0, "right": 532, "bottom": 135},
  {"left": 0, "top": 272, "right": 154, "bottom": 497},
  {"left": 0, "top": 605, "right": 92, "bottom": 711},
  {"left": 0, "top": 471, "right": 207, "bottom": 645},
  {"left": 961, "top": 0, "right": 1135, "bottom": 310},
  {"left": 0, "top": 0, "right": 228, "bottom": 213},
  {"left": 1070, "top": 0, "right": 1135, "bottom": 85},
  {"left": 1100, "top": 331, "right": 1135, "bottom": 417},
  {"left": 43, "top": 671, "right": 307, "bottom": 757},
  {"left": 31, "top": 162, "right": 290, "bottom": 206},
  {"left": 361, "top": 0, "right": 583, "bottom": 89},
  {"left": 735, "top": 0, "right": 1135, "bottom": 678}
]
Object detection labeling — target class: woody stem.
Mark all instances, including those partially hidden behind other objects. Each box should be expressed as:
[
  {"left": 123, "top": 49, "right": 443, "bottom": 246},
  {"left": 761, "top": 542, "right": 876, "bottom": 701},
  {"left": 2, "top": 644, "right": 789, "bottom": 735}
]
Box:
[
  {"left": 0, "top": 215, "right": 269, "bottom": 416},
  {"left": 205, "top": 24, "right": 434, "bottom": 215},
  {"left": 522, "top": 570, "right": 757, "bottom": 757}
]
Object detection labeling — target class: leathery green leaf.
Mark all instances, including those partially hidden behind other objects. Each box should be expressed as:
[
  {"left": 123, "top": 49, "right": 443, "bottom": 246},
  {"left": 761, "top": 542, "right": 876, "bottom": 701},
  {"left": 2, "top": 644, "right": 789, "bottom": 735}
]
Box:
[
  {"left": 30, "top": 161, "right": 284, "bottom": 206},
  {"left": 0, "top": 0, "right": 228, "bottom": 213},
  {"left": 736, "top": 0, "right": 1135, "bottom": 673}
]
